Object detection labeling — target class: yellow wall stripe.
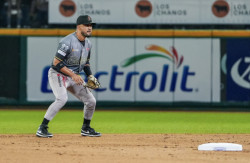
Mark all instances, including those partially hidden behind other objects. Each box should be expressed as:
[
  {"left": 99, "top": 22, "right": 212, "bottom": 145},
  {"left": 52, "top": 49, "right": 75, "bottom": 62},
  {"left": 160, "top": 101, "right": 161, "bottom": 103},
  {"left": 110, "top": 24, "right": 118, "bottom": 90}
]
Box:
[
  {"left": 0, "top": 28, "right": 250, "bottom": 37},
  {"left": 212, "top": 30, "right": 250, "bottom": 37}
]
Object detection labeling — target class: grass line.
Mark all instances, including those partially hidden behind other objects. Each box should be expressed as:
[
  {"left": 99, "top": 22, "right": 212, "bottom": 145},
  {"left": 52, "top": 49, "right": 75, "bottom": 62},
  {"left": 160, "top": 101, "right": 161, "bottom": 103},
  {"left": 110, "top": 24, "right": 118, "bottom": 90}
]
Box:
[{"left": 0, "top": 110, "right": 250, "bottom": 134}]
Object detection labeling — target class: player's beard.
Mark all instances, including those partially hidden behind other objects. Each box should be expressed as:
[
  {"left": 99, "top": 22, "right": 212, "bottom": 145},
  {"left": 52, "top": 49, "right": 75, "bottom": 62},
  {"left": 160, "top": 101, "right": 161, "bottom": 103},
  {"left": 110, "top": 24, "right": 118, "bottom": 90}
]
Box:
[{"left": 81, "top": 31, "right": 91, "bottom": 37}]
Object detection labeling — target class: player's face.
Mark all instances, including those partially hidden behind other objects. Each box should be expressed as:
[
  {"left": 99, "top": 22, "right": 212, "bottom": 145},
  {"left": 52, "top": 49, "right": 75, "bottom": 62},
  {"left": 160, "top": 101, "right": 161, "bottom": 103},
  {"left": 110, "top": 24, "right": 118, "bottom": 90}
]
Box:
[{"left": 80, "top": 24, "right": 93, "bottom": 37}]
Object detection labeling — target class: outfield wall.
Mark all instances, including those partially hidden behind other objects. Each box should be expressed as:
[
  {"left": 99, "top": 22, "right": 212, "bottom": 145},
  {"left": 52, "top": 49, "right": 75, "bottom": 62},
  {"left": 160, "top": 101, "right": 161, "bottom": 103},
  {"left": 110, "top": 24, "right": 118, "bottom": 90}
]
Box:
[{"left": 0, "top": 29, "right": 249, "bottom": 108}]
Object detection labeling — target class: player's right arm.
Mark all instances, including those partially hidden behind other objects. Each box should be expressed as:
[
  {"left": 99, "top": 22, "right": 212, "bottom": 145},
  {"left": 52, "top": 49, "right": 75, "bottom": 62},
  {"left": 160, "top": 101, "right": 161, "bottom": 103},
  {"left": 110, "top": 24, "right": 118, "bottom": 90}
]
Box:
[
  {"left": 52, "top": 42, "right": 83, "bottom": 85},
  {"left": 53, "top": 58, "right": 84, "bottom": 85}
]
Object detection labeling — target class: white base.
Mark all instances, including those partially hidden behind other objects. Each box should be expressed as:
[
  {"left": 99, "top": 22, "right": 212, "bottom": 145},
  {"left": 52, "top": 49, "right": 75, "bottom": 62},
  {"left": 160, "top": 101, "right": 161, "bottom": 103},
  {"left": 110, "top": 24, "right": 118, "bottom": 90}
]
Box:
[{"left": 198, "top": 143, "right": 242, "bottom": 151}]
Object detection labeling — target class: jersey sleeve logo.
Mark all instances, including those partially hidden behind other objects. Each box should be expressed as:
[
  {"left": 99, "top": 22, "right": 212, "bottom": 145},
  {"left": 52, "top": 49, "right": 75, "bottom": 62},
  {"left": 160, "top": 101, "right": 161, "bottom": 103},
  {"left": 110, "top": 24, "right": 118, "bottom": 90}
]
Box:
[{"left": 58, "top": 44, "right": 69, "bottom": 56}]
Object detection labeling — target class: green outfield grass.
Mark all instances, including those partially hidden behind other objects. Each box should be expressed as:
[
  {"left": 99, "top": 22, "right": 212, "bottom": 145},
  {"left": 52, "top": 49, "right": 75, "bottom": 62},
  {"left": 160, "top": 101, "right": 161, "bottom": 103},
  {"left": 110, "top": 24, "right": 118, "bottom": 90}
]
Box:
[{"left": 0, "top": 109, "right": 250, "bottom": 134}]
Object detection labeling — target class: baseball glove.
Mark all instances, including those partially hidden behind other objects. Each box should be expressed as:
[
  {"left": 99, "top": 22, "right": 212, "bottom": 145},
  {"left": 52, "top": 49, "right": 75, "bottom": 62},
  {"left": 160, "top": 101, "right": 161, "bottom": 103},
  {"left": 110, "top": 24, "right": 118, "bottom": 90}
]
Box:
[{"left": 84, "top": 75, "right": 101, "bottom": 89}]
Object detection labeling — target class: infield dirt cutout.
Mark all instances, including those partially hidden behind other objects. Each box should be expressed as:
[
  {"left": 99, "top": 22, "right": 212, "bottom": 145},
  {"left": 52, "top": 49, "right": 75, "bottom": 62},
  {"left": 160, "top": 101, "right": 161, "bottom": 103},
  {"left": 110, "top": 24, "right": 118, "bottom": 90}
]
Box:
[{"left": 0, "top": 134, "right": 249, "bottom": 163}]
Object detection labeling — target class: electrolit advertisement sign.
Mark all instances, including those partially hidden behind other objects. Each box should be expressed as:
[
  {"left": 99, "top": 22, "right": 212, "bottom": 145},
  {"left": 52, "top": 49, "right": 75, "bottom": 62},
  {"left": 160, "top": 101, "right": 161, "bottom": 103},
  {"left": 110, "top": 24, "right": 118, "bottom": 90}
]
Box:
[
  {"left": 98, "top": 38, "right": 220, "bottom": 102},
  {"left": 27, "top": 37, "right": 220, "bottom": 102},
  {"left": 226, "top": 39, "right": 250, "bottom": 101},
  {"left": 95, "top": 38, "right": 216, "bottom": 102}
]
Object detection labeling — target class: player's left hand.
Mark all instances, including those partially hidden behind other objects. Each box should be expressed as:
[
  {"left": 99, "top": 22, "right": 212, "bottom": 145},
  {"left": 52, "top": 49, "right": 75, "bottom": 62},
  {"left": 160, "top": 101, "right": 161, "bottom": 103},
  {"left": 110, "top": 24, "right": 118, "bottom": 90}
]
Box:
[{"left": 85, "top": 75, "right": 101, "bottom": 89}]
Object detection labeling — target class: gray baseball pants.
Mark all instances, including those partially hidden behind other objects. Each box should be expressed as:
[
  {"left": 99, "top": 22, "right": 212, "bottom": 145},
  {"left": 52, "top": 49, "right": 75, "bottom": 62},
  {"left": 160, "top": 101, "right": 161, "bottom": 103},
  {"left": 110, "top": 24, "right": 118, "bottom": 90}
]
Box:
[{"left": 44, "top": 68, "right": 96, "bottom": 121}]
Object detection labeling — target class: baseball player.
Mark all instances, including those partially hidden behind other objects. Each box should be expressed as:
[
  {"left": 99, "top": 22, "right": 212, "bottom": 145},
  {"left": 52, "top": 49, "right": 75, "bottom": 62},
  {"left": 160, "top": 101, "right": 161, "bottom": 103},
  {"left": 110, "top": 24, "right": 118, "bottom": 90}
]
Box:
[{"left": 36, "top": 15, "right": 101, "bottom": 138}]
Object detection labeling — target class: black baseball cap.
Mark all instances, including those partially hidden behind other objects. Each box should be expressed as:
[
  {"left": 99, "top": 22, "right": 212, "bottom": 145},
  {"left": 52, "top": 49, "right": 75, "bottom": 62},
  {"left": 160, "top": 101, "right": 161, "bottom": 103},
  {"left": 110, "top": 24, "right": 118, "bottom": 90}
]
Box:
[{"left": 76, "top": 15, "right": 96, "bottom": 25}]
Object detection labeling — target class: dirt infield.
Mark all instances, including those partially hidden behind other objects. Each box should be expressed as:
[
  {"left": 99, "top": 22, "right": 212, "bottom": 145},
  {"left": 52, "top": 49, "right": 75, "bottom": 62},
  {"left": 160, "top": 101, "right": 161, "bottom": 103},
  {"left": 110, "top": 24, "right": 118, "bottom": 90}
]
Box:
[{"left": 0, "top": 134, "right": 249, "bottom": 163}]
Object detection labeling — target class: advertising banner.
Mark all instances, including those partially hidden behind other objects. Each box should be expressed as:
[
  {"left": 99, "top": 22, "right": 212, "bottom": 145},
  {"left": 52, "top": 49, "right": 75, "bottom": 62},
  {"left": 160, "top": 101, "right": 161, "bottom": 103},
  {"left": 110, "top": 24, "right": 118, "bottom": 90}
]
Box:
[
  {"left": 27, "top": 37, "right": 220, "bottom": 102},
  {"left": 226, "top": 39, "right": 250, "bottom": 101},
  {"left": 49, "top": 0, "right": 250, "bottom": 24}
]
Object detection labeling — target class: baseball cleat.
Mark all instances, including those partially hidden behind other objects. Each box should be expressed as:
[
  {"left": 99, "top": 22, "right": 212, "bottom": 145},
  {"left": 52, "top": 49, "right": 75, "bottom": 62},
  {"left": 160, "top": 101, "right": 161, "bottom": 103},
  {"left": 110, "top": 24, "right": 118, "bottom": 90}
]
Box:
[
  {"left": 36, "top": 124, "right": 53, "bottom": 138},
  {"left": 81, "top": 126, "right": 101, "bottom": 137}
]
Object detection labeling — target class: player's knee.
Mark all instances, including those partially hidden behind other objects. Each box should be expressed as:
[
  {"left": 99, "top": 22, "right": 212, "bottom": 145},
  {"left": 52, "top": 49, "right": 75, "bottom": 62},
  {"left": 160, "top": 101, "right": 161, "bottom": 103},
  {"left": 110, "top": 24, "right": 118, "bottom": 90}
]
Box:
[
  {"left": 56, "top": 95, "right": 68, "bottom": 106},
  {"left": 86, "top": 97, "right": 96, "bottom": 108}
]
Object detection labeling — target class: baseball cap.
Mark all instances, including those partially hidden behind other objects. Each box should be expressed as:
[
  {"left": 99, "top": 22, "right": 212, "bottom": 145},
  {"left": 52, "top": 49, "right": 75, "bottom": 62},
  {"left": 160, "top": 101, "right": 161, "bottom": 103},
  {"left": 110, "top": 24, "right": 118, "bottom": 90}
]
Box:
[{"left": 76, "top": 15, "right": 96, "bottom": 25}]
